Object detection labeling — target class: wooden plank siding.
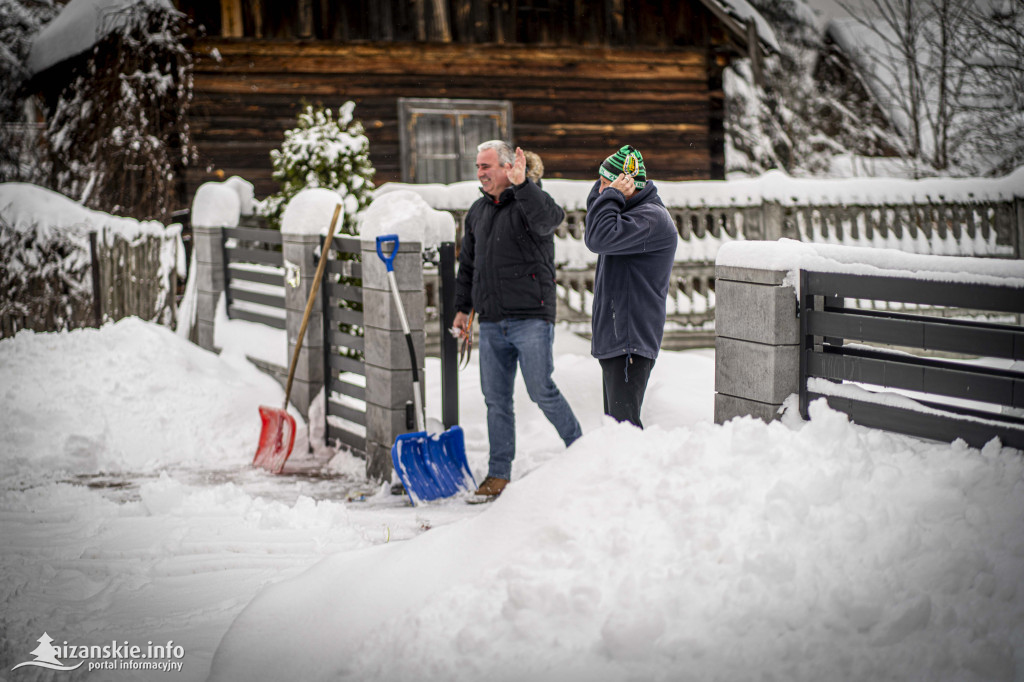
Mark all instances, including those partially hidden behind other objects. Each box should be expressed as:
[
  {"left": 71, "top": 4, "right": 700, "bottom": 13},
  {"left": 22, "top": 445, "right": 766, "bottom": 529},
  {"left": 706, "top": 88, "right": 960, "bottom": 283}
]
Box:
[
  {"left": 188, "top": 40, "right": 718, "bottom": 197},
  {"left": 180, "top": 0, "right": 718, "bottom": 49}
]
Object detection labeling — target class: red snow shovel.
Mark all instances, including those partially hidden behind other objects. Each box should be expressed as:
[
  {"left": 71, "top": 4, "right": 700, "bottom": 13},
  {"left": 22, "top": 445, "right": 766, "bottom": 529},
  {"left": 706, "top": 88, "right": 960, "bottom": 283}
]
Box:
[{"left": 253, "top": 203, "right": 342, "bottom": 474}]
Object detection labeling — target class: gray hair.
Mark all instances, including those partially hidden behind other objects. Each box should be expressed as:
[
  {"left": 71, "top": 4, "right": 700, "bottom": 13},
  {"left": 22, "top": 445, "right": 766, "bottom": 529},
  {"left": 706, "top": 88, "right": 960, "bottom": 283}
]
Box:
[{"left": 477, "top": 139, "right": 514, "bottom": 166}]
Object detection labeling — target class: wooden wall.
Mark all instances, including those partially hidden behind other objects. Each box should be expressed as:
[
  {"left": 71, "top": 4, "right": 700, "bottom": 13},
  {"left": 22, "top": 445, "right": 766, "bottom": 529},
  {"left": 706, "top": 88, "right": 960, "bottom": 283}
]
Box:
[
  {"left": 179, "top": 0, "right": 714, "bottom": 48},
  {"left": 188, "top": 40, "right": 718, "bottom": 198}
]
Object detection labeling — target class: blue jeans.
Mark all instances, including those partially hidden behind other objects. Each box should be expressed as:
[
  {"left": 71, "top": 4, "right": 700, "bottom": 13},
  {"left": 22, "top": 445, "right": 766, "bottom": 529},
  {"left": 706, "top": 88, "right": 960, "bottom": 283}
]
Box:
[{"left": 478, "top": 319, "right": 582, "bottom": 480}]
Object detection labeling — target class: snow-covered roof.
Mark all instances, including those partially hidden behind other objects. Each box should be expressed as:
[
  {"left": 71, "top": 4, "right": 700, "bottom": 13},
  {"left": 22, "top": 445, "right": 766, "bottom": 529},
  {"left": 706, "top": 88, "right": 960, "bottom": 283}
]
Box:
[
  {"left": 706, "top": 0, "right": 780, "bottom": 51},
  {"left": 824, "top": 17, "right": 912, "bottom": 143},
  {"left": 27, "top": 0, "right": 779, "bottom": 78},
  {"left": 26, "top": 0, "right": 172, "bottom": 76}
]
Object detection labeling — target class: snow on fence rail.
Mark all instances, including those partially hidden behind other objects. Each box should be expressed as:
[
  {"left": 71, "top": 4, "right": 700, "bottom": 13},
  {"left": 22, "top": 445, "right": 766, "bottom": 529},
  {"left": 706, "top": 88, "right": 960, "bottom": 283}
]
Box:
[
  {"left": 394, "top": 169, "right": 1023, "bottom": 350},
  {"left": 188, "top": 169, "right": 1024, "bottom": 354},
  {"left": 713, "top": 239, "right": 1024, "bottom": 448},
  {"left": 0, "top": 184, "right": 181, "bottom": 339}
]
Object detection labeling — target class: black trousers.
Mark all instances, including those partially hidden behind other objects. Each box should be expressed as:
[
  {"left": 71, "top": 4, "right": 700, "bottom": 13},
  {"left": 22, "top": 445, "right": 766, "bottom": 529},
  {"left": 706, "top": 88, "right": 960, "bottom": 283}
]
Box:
[{"left": 599, "top": 354, "right": 654, "bottom": 429}]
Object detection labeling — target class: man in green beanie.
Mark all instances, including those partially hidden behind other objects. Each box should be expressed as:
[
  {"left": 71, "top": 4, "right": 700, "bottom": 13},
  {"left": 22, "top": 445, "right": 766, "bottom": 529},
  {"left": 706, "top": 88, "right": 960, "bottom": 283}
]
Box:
[{"left": 585, "top": 145, "right": 678, "bottom": 427}]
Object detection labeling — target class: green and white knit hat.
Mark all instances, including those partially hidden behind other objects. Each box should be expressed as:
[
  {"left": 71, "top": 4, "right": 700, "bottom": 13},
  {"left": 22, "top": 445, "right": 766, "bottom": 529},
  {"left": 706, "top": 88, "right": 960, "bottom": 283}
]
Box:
[{"left": 598, "top": 145, "right": 646, "bottom": 189}]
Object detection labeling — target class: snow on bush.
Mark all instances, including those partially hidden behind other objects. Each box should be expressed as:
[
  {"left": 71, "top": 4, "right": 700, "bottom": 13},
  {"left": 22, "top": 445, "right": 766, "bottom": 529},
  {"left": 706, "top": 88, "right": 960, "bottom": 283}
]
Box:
[
  {"left": 262, "top": 102, "right": 375, "bottom": 234},
  {"left": 0, "top": 0, "right": 57, "bottom": 184},
  {"left": 0, "top": 182, "right": 180, "bottom": 336},
  {"left": 38, "top": 0, "right": 195, "bottom": 222}
]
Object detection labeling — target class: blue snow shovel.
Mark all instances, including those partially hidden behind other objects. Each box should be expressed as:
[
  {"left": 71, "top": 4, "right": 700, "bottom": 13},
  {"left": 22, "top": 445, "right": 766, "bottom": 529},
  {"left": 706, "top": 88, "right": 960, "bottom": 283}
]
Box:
[{"left": 375, "top": 234, "right": 476, "bottom": 504}]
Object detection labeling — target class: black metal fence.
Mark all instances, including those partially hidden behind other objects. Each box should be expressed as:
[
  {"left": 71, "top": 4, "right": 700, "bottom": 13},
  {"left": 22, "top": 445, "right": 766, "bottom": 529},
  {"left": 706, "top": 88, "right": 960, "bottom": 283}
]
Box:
[{"left": 798, "top": 270, "right": 1024, "bottom": 450}]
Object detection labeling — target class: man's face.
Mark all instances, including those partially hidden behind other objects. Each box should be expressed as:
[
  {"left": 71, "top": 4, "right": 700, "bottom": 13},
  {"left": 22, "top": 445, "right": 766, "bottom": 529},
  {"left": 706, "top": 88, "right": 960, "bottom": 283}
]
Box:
[
  {"left": 477, "top": 148, "right": 511, "bottom": 197},
  {"left": 598, "top": 177, "right": 612, "bottom": 194}
]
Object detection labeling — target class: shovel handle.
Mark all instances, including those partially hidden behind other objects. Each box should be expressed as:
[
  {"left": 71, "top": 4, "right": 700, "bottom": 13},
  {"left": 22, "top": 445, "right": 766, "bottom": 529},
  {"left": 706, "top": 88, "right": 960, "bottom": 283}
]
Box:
[
  {"left": 283, "top": 203, "right": 343, "bottom": 408},
  {"left": 375, "top": 234, "right": 399, "bottom": 272}
]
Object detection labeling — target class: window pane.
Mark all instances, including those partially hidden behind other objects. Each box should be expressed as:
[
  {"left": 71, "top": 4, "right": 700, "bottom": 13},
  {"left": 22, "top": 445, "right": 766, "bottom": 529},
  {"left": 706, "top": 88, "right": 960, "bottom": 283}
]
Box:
[
  {"left": 414, "top": 114, "right": 458, "bottom": 183},
  {"left": 459, "top": 114, "right": 501, "bottom": 181}
]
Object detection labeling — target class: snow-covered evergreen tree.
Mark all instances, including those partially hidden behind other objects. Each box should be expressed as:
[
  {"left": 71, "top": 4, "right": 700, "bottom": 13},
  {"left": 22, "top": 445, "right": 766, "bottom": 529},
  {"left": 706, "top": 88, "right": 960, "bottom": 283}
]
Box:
[
  {"left": 42, "top": 0, "right": 195, "bottom": 222},
  {"left": 0, "top": 0, "right": 56, "bottom": 183},
  {"left": 0, "top": 211, "right": 93, "bottom": 336},
  {"left": 262, "top": 102, "right": 376, "bottom": 234}
]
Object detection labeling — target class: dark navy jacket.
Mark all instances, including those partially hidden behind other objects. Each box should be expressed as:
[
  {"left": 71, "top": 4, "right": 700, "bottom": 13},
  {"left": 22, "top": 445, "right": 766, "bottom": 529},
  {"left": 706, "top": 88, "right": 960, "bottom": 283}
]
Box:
[
  {"left": 455, "top": 179, "right": 565, "bottom": 323},
  {"left": 584, "top": 180, "right": 677, "bottom": 360}
]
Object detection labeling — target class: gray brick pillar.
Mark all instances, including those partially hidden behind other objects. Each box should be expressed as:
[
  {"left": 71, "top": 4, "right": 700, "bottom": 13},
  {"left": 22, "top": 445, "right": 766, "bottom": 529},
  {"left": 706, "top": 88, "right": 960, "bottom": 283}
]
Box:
[
  {"left": 361, "top": 238, "right": 425, "bottom": 483},
  {"left": 713, "top": 263, "right": 799, "bottom": 423},
  {"left": 192, "top": 225, "right": 224, "bottom": 352},
  {"left": 281, "top": 231, "right": 325, "bottom": 419}
]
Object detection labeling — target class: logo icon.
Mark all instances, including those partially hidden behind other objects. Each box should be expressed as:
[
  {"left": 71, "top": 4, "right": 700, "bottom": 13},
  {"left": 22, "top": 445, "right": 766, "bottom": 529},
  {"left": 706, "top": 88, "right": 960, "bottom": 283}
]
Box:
[
  {"left": 12, "top": 633, "right": 83, "bottom": 672},
  {"left": 623, "top": 152, "right": 640, "bottom": 178}
]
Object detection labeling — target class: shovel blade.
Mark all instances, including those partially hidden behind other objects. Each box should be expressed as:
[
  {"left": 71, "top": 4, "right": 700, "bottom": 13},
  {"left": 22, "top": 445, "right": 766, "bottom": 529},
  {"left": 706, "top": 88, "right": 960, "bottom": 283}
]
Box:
[
  {"left": 254, "top": 406, "right": 297, "bottom": 474},
  {"left": 392, "top": 426, "right": 476, "bottom": 505}
]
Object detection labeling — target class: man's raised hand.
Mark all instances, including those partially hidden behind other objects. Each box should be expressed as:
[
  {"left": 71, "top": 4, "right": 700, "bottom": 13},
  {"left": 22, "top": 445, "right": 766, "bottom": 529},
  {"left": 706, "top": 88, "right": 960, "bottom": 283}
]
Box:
[{"left": 506, "top": 146, "right": 527, "bottom": 186}]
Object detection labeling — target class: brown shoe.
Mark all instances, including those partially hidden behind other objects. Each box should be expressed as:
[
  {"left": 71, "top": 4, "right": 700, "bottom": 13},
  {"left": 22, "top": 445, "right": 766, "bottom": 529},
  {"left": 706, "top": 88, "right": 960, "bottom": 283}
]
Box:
[{"left": 473, "top": 476, "right": 509, "bottom": 497}]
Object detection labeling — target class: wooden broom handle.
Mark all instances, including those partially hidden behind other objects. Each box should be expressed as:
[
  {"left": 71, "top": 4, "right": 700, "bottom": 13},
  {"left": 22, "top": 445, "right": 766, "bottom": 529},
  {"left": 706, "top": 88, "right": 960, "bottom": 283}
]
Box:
[{"left": 283, "top": 203, "right": 342, "bottom": 408}]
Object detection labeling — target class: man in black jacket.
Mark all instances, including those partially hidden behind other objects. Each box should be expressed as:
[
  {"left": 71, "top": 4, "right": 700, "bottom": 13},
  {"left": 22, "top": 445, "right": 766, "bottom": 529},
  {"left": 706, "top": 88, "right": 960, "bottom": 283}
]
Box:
[{"left": 453, "top": 140, "right": 582, "bottom": 498}]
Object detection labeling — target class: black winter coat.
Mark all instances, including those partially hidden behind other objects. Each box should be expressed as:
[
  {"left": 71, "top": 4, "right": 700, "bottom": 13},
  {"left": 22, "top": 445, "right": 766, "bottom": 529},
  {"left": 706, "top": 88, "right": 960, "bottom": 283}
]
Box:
[{"left": 455, "top": 179, "right": 565, "bottom": 323}]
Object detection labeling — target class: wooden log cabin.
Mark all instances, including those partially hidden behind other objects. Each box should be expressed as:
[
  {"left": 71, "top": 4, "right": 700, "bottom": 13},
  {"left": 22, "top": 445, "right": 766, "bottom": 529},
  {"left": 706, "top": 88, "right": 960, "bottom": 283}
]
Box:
[{"left": 176, "top": 0, "right": 769, "bottom": 198}]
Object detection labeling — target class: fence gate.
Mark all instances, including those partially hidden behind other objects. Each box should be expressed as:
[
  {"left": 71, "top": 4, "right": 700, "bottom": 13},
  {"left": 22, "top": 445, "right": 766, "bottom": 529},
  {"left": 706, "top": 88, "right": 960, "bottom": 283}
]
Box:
[
  {"left": 221, "top": 224, "right": 286, "bottom": 329},
  {"left": 321, "top": 236, "right": 367, "bottom": 456},
  {"left": 798, "top": 269, "right": 1024, "bottom": 450}
]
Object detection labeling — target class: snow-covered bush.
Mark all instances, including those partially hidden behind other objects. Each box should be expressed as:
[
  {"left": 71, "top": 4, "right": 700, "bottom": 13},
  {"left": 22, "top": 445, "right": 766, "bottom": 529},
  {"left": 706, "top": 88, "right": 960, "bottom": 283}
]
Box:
[
  {"left": 262, "top": 102, "right": 375, "bottom": 234},
  {"left": 0, "top": 182, "right": 182, "bottom": 338},
  {"left": 0, "top": 213, "right": 93, "bottom": 337},
  {"left": 42, "top": 0, "right": 195, "bottom": 222}
]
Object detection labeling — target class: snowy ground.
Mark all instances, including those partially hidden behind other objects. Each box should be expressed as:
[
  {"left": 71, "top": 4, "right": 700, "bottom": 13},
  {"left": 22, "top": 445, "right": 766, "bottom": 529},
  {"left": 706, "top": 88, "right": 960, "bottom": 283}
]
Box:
[{"left": 1, "top": 318, "right": 1022, "bottom": 682}]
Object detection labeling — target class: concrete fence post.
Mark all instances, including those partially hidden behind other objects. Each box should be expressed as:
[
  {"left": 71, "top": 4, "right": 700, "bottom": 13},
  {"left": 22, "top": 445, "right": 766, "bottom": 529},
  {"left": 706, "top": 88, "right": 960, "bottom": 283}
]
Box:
[
  {"left": 1015, "top": 197, "right": 1024, "bottom": 261},
  {"left": 281, "top": 231, "right": 325, "bottom": 419},
  {"left": 713, "top": 262, "right": 800, "bottom": 423},
  {"left": 762, "top": 200, "right": 785, "bottom": 242},
  {"left": 361, "top": 238, "right": 425, "bottom": 483},
  {"left": 192, "top": 225, "right": 224, "bottom": 352}
]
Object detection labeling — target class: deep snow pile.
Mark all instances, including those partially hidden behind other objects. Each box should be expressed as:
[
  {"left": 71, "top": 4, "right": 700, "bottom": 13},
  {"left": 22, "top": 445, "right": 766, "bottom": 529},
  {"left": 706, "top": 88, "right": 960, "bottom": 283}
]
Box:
[
  {"left": 1, "top": 318, "right": 1021, "bottom": 682},
  {"left": 208, "top": 400, "right": 1024, "bottom": 682},
  {"left": 0, "top": 318, "right": 282, "bottom": 479},
  {"left": 0, "top": 317, "right": 467, "bottom": 680}
]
